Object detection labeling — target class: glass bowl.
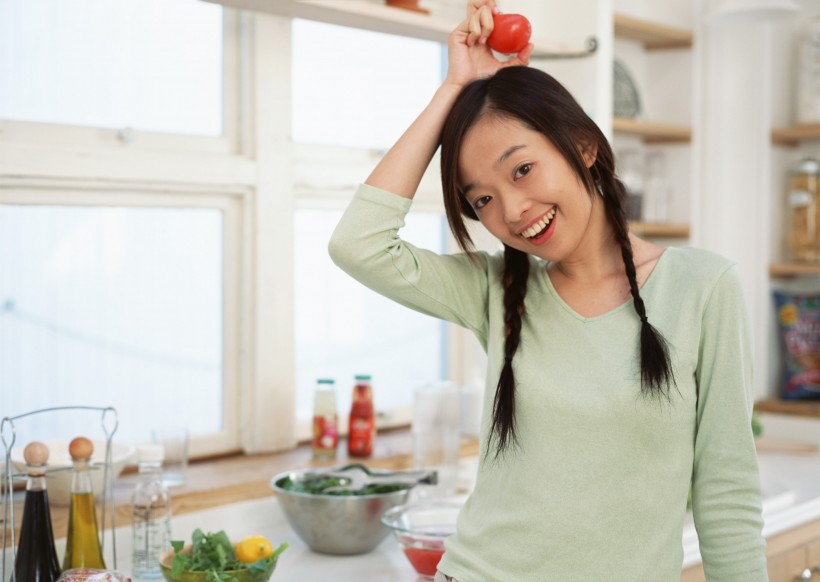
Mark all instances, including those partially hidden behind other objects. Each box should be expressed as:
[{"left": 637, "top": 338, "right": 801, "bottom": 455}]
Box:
[{"left": 380, "top": 501, "right": 461, "bottom": 579}]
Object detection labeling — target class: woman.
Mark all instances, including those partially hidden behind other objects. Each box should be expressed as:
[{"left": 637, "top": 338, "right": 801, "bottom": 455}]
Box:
[{"left": 328, "top": 2, "right": 767, "bottom": 580}]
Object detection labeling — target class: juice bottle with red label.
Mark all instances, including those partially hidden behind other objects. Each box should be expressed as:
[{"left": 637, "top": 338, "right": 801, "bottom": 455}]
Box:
[{"left": 348, "top": 374, "right": 375, "bottom": 458}]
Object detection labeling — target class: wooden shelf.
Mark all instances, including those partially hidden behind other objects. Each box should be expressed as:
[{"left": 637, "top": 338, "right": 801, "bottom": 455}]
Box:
[
  {"left": 771, "top": 124, "right": 820, "bottom": 147},
  {"left": 628, "top": 221, "right": 690, "bottom": 238},
  {"left": 613, "top": 13, "right": 693, "bottom": 50},
  {"left": 770, "top": 262, "right": 820, "bottom": 278},
  {"left": 613, "top": 117, "right": 691, "bottom": 144},
  {"left": 756, "top": 399, "right": 820, "bottom": 419},
  {"left": 205, "top": 0, "right": 596, "bottom": 57}
]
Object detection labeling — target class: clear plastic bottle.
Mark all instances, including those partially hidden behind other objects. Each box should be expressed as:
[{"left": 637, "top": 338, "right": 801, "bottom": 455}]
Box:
[
  {"left": 131, "top": 444, "right": 172, "bottom": 579},
  {"left": 63, "top": 436, "right": 106, "bottom": 571},
  {"left": 14, "top": 441, "right": 61, "bottom": 582},
  {"left": 312, "top": 378, "right": 339, "bottom": 460}
]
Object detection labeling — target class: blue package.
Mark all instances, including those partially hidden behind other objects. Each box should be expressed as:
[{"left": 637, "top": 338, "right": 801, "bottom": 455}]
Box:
[{"left": 773, "top": 291, "right": 820, "bottom": 399}]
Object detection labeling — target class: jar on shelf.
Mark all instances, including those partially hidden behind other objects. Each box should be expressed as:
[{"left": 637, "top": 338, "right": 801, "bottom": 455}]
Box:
[{"left": 786, "top": 158, "right": 820, "bottom": 262}]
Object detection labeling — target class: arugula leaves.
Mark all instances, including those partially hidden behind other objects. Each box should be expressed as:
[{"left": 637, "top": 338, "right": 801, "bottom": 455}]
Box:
[{"left": 170, "top": 529, "right": 287, "bottom": 582}]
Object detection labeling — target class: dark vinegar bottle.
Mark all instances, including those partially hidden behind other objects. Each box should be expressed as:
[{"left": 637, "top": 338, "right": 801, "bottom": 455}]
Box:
[{"left": 14, "top": 441, "right": 61, "bottom": 582}]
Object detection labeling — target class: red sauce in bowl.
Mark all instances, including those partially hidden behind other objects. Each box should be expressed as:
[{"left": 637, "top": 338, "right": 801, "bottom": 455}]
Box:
[{"left": 402, "top": 547, "right": 445, "bottom": 576}]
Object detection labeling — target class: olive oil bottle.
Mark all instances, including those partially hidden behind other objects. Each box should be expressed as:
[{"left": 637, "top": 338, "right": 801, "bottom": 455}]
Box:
[{"left": 63, "top": 436, "right": 106, "bottom": 570}]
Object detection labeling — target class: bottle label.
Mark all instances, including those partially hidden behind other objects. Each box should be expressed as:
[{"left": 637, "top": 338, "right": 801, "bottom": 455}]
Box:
[
  {"left": 790, "top": 189, "right": 813, "bottom": 207},
  {"left": 312, "top": 414, "right": 339, "bottom": 456},
  {"left": 348, "top": 415, "right": 375, "bottom": 457}
]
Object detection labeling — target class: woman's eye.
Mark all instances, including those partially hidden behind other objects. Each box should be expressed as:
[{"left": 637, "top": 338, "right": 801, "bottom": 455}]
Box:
[
  {"left": 473, "top": 195, "right": 491, "bottom": 210},
  {"left": 514, "top": 163, "right": 532, "bottom": 180}
]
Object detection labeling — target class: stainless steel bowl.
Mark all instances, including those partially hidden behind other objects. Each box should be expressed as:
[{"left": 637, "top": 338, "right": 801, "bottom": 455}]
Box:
[{"left": 270, "top": 468, "right": 412, "bottom": 555}]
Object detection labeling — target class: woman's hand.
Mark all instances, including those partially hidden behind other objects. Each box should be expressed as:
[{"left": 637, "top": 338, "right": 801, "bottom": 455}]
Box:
[{"left": 444, "top": 0, "right": 533, "bottom": 89}]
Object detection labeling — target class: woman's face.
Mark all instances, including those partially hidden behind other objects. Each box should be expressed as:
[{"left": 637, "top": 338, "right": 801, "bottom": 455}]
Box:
[{"left": 457, "top": 115, "right": 602, "bottom": 263}]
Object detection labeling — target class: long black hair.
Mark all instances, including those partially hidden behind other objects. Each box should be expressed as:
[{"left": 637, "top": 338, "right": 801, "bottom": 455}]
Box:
[{"left": 439, "top": 66, "right": 675, "bottom": 459}]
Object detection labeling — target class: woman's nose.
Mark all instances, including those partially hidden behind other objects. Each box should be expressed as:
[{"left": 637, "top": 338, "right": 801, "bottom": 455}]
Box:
[{"left": 501, "top": 190, "right": 532, "bottom": 224}]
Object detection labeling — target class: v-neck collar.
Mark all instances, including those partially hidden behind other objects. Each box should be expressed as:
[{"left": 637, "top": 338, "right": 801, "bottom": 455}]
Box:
[{"left": 541, "top": 248, "right": 671, "bottom": 323}]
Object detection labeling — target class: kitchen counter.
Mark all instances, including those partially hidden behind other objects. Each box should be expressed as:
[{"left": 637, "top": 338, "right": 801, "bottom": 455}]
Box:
[{"left": 29, "top": 449, "right": 820, "bottom": 581}]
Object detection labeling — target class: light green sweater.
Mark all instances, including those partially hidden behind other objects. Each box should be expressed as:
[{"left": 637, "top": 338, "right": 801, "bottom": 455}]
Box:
[{"left": 329, "top": 184, "right": 767, "bottom": 581}]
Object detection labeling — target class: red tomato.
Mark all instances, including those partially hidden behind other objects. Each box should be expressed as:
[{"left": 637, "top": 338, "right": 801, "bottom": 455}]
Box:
[
  {"left": 487, "top": 13, "right": 532, "bottom": 55},
  {"left": 403, "top": 547, "right": 445, "bottom": 576}
]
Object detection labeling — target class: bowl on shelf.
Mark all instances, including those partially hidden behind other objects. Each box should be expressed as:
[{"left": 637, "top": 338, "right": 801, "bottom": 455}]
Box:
[
  {"left": 269, "top": 466, "right": 413, "bottom": 555},
  {"left": 11, "top": 439, "right": 135, "bottom": 505},
  {"left": 381, "top": 500, "right": 461, "bottom": 579}
]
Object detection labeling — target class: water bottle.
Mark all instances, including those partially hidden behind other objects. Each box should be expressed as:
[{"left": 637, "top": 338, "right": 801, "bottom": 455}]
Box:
[
  {"left": 131, "top": 444, "right": 172, "bottom": 579},
  {"left": 312, "top": 378, "right": 339, "bottom": 460}
]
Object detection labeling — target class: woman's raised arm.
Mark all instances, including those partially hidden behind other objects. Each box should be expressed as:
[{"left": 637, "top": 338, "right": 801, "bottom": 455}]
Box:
[{"left": 364, "top": 0, "right": 532, "bottom": 199}]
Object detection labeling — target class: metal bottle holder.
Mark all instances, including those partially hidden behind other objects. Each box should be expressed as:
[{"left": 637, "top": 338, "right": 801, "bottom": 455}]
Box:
[{"left": 1, "top": 405, "right": 120, "bottom": 580}]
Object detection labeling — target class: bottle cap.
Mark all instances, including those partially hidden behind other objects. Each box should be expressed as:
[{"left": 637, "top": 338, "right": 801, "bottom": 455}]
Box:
[
  {"left": 68, "top": 437, "right": 94, "bottom": 460},
  {"left": 317, "top": 378, "right": 335, "bottom": 385},
  {"left": 354, "top": 374, "right": 371, "bottom": 381},
  {"left": 136, "top": 443, "right": 165, "bottom": 463},
  {"left": 23, "top": 441, "right": 49, "bottom": 466}
]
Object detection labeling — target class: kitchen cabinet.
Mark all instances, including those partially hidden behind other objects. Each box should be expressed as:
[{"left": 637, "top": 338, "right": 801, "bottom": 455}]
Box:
[
  {"left": 680, "top": 516, "right": 820, "bottom": 582},
  {"left": 765, "top": 517, "right": 820, "bottom": 582}
]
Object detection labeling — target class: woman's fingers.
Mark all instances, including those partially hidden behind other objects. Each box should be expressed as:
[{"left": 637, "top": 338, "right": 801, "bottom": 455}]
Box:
[
  {"left": 466, "top": 0, "right": 497, "bottom": 17},
  {"left": 466, "top": 3, "right": 494, "bottom": 46},
  {"left": 504, "top": 42, "right": 534, "bottom": 66},
  {"left": 477, "top": 4, "right": 495, "bottom": 42}
]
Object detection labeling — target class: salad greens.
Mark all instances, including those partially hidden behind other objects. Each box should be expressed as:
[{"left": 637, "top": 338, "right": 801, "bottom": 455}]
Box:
[
  {"left": 171, "top": 528, "right": 287, "bottom": 582},
  {"left": 277, "top": 475, "right": 408, "bottom": 496}
]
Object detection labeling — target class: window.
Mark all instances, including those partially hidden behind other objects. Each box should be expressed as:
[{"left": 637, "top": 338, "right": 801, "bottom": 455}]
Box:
[
  {"left": 0, "top": 196, "right": 236, "bottom": 447},
  {"left": 291, "top": 19, "right": 444, "bottom": 150},
  {"left": 0, "top": 0, "right": 223, "bottom": 136},
  {"left": 294, "top": 208, "right": 448, "bottom": 429},
  {"left": 291, "top": 19, "right": 449, "bottom": 436},
  {"left": 0, "top": 1, "right": 244, "bottom": 456}
]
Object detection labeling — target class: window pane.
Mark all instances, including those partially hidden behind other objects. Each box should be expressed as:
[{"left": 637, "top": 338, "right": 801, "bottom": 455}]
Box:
[
  {"left": 0, "top": 205, "right": 223, "bottom": 445},
  {"left": 0, "top": 0, "right": 223, "bottom": 136},
  {"left": 294, "top": 209, "right": 447, "bottom": 421},
  {"left": 292, "top": 19, "right": 444, "bottom": 150}
]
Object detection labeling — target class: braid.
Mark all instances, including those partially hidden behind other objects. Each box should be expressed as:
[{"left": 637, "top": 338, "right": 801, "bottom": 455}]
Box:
[
  {"left": 489, "top": 245, "right": 530, "bottom": 459},
  {"left": 597, "top": 168, "right": 675, "bottom": 398}
]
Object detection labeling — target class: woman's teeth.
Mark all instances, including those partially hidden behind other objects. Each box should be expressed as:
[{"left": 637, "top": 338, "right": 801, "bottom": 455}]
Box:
[{"left": 523, "top": 208, "right": 556, "bottom": 239}]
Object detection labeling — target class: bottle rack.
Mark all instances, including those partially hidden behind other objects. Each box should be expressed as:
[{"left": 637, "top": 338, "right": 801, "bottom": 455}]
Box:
[{"left": 1, "top": 405, "right": 120, "bottom": 580}]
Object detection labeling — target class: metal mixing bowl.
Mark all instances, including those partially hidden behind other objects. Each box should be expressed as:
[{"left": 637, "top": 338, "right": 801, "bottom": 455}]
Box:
[{"left": 270, "top": 467, "right": 412, "bottom": 555}]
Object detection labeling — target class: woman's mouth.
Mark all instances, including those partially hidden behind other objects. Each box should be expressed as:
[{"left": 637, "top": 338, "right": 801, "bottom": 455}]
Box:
[{"left": 521, "top": 208, "right": 556, "bottom": 243}]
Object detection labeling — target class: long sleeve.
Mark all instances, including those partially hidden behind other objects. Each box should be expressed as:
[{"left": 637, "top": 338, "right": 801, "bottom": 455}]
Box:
[
  {"left": 692, "top": 265, "right": 768, "bottom": 580},
  {"left": 328, "top": 183, "right": 492, "bottom": 341}
]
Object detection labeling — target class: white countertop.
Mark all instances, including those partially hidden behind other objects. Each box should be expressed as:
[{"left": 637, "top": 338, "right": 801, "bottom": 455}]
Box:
[{"left": 10, "top": 450, "right": 818, "bottom": 581}]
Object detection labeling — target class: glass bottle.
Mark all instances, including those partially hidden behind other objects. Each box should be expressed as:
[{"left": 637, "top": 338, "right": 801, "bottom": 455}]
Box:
[
  {"left": 618, "top": 149, "right": 644, "bottom": 221},
  {"left": 312, "top": 379, "right": 339, "bottom": 460},
  {"left": 131, "top": 444, "right": 172, "bottom": 579},
  {"left": 63, "top": 436, "right": 106, "bottom": 571},
  {"left": 348, "top": 374, "right": 375, "bottom": 458},
  {"left": 644, "top": 151, "right": 671, "bottom": 223},
  {"left": 14, "top": 441, "right": 61, "bottom": 582},
  {"left": 787, "top": 158, "right": 820, "bottom": 262}
]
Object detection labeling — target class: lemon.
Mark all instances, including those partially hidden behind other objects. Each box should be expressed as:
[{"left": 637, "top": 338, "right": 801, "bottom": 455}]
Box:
[{"left": 236, "top": 535, "right": 274, "bottom": 563}]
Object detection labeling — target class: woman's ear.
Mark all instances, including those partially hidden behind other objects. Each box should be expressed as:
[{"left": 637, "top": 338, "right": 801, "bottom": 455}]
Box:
[{"left": 578, "top": 141, "right": 598, "bottom": 168}]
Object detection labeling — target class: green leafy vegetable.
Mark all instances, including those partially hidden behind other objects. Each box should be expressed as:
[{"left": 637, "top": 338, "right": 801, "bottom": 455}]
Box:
[
  {"left": 277, "top": 475, "right": 409, "bottom": 496},
  {"left": 170, "top": 528, "right": 287, "bottom": 582}
]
